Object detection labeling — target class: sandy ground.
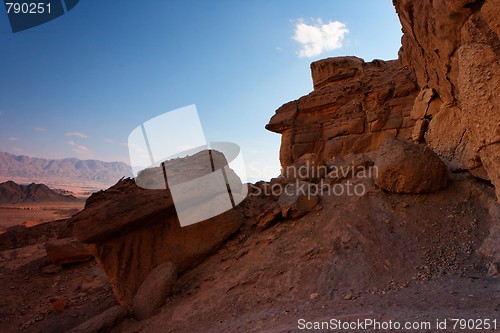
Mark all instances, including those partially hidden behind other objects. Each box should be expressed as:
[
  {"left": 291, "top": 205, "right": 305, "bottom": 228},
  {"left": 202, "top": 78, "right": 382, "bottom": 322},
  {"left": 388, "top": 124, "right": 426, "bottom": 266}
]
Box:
[
  {"left": 0, "top": 175, "right": 498, "bottom": 332},
  {"left": 0, "top": 202, "right": 85, "bottom": 229}
]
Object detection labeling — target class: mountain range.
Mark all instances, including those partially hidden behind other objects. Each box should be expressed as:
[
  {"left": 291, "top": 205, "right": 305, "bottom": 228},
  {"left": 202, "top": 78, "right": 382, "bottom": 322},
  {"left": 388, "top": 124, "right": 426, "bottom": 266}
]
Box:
[
  {"left": 0, "top": 152, "right": 132, "bottom": 187},
  {"left": 0, "top": 181, "right": 80, "bottom": 204}
]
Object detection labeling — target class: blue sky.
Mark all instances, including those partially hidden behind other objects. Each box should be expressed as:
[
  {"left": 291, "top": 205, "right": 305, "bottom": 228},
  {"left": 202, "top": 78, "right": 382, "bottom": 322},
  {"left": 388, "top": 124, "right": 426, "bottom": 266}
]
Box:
[{"left": 0, "top": 1, "right": 403, "bottom": 181}]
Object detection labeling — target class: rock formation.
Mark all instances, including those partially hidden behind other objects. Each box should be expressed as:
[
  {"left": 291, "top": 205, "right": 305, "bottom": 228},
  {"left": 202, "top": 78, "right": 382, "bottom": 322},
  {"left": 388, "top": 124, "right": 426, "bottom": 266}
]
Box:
[
  {"left": 267, "top": 0, "right": 500, "bottom": 202},
  {"left": 266, "top": 57, "right": 418, "bottom": 167},
  {"left": 68, "top": 151, "right": 246, "bottom": 306},
  {"left": 45, "top": 238, "right": 94, "bottom": 265},
  {"left": 394, "top": 0, "right": 500, "bottom": 200},
  {"left": 266, "top": 57, "right": 419, "bottom": 170}
]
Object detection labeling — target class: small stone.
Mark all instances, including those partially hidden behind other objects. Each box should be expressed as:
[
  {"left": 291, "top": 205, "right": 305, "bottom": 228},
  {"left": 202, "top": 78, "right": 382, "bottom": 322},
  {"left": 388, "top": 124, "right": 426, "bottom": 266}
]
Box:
[
  {"left": 310, "top": 293, "right": 319, "bottom": 300},
  {"left": 50, "top": 298, "right": 66, "bottom": 313},
  {"left": 344, "top": 293, "right": 354, "bottom": 300},
  {"left": 40, "top": 264, "right": 62, "bottom": 275},
  {"left": 487, "top": 262, "right": 500, "bottom": 277}
]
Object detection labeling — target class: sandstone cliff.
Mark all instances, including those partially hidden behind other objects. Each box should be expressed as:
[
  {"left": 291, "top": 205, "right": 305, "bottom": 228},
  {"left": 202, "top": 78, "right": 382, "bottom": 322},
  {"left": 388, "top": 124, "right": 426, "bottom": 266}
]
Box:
[
  {"left": 267, "top": 0, "right": 499, "bottom": 201},
  {"left": 266, "top": 58, "right": 419, "bottom": 168},
  {"left": 394, "top": 0, "right": 500, "bottom": 200}
]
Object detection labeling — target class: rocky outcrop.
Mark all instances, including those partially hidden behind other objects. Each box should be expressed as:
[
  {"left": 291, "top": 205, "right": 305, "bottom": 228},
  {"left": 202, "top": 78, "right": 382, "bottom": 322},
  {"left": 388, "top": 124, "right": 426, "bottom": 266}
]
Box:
[
  {"left": 267, "top": 1, "right": 499, "bottom": 202},
  {"left": 266, "top": 57, "right": 419, "bottom": 170},
  {"left": 68, "top": 149, "right": 246, "bottom": 306},
  {"left": 45, "top": 238, "right": 94, "bottom": 265},
  {"left": 69, "top": 178, "right": 243, "bottom": 306},
  {"left": 394, "top": 0, "right": 500, "bottom": 200},
  {"left": 374, "top": 139, "right": 448, "bottom": 193}
]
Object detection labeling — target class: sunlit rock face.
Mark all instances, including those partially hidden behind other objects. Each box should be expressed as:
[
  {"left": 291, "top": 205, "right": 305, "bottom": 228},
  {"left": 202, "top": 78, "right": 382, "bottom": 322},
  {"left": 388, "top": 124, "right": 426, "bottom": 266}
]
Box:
[
  {"left": 268, "top": 1, "right": 499, "bottom": 202},
  {"left": 266, "top": 57, "right": 419, "bottom": 170}
]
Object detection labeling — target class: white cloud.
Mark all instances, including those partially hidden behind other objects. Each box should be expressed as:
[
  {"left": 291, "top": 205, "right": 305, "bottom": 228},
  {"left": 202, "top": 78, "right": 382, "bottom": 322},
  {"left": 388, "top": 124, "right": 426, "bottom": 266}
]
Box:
[
  {"left": 8, "top": 137, "right": 19, "bottom": 141},
  {"left": 293, "top": 18, "right": 348, "bottom": 58},
  {"left": 76, "top": 145, "right": 90, "bottom": 153},
  {"left": 33, "top": 127, "right": 46, "bottom": 132},
  {"left": 67, "top": 140, "right": 91, "bottom": 154},
  {"left": 65, "top": 131, "right": 87, "bottom": 138}
]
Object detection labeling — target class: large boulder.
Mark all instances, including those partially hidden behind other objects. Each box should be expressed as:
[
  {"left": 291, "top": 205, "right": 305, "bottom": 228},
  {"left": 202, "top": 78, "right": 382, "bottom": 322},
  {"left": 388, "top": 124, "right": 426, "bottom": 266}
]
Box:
[
  {"left": 69, "top": 173, "right": 244, "bottom": 306},
  {"left": 374, "top": 139, "right": 448, "bottom": 194},
  {"left": 132, "top": 261, "right": 177, "bottom": 320}
]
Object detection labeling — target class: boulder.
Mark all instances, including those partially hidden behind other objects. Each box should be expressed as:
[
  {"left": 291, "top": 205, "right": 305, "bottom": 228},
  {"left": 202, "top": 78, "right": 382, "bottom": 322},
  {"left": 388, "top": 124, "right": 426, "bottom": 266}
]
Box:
[
  {"left": 374, "top": 139, "right": 448, "bottom": 194},
  {"left": 278, "top": 182, "right": 319, "bottom": 218},
  {"left": 132, "top": 261, "right": 177, "bottom": 320},
  {"left": 69, "top": 177, "right": 244, "bottom": 306},
  {"left": 256, "top": 181, "right": 319, "bottom": 230},
  {"left": 45, "top": 238, "right": 94, "bottom": 265}
]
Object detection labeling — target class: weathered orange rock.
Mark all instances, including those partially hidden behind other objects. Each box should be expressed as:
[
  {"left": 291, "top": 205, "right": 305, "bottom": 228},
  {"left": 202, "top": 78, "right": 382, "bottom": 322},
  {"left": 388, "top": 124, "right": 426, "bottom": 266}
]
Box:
[
  {"left": 268, "top": 2, "right": 499, "bottom": 202},
  {"left": 266, "top": 57, "right": 419, "bottom": 171},
  {"left": 45, "top": 238, "right": 94, "bottom": 265},
  {"left": 393, "top": 0, "right": 500, "bottom": 200},
  {"left": 69, "top": 176, "right": 244, "bottom": 306},
  {"left": 374, "top": 139, "right": 448, "bottom": 194}
]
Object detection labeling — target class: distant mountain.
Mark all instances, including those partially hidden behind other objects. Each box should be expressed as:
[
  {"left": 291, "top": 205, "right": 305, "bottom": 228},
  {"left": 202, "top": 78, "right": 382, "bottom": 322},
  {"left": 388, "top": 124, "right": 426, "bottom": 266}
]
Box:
[
  {"left": 0, "top": 181, "right": 81, "bottom": 204},
  {"left": 0, "top": 152, "right": 132, "bottom": 187}
]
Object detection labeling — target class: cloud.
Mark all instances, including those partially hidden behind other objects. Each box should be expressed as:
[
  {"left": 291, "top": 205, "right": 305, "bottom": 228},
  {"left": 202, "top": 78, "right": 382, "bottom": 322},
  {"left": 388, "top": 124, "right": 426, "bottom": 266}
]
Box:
[
  {"left": 293, "top": 18, "right": 348, "bottom": 58},
  {"left": 33, "top": 127, "right": 46, "bottom": 132},
  {"left": 65, "top": 131, "right": 87, "bottom": 138},
  {"left": 8, "top": 137, "right": 19, "bottom": 141},
  {"left": 67, "top": 140, "right": 91, "bottom": 154},
  {"left": 0, "top": 112, "right": 3, "bottom": 116}
]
